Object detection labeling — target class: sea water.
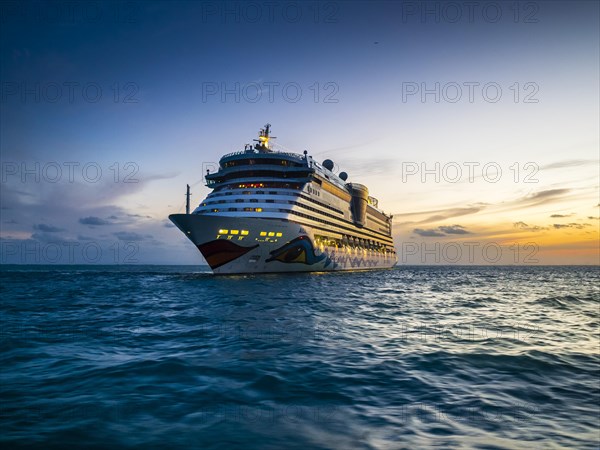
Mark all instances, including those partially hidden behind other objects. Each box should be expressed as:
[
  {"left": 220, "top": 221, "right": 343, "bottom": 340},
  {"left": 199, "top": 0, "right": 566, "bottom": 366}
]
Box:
[{"left": 1, "top": 265, "right": 598, "bottom": 449}]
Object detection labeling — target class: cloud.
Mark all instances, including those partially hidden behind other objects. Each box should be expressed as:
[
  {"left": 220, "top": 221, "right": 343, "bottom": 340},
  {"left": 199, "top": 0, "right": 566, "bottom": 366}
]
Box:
[
  {"left": 1, "top": 172, "right": 176, "bottom": 214},
  {"left": 513, "top": 222, "right": 548, "bottom": 232},
  {"left": 587, "top": 216, "right": 599, "bottom": 220},
  {"left": 113, "top": 231, "right": 153, "bottom": 241},
  {"left": 397, "top": 189, "right": 578, "bottom": 229},
  {"left": 1, "top": 169, "right": 177, "bottom": 235},
  {"left": 77, "top": 214, "right": 153, "bottom": 227},
  {"left": 511, "top": 189, "right": 571, "bottom": 208},
  {"left": 30, "top": 232, "right": 73, "bottom": 243},
  {"left": 0, "top": 169, "right": 184, "bottom": 263},
  {"left": 33, "top": 223, "right": 65, "bottom": 232},
  {"left": 411, "top": 224, "right": 473, "bottom": 237},
  {"left": 541, "top": 159, "right": 599, "bottom": 170},
  {"left": 164, "top": 221, "right": 175, "bottom": 228},
  {"left": 552, "top": 223, "right": 590, "bottom": 230},
  {"left": 550, "top": 214, "right": 573, "bottom": 218},
  {"left": 524, "top": 189, "right": 570, "bottom": 201},
  {"left": 438, "top": 225, "right": 471, "bottom": 235},
  {"left": 127, "top": 214, "right": 153, "bottom": 219},
  {"left": 413, "top": 228, "right": 446, "bottom": 237},
  {"left": 420, "top": 207, "right": 483, "bottom": 224},
  {"left": 395, "top": 206, "right": 483, "bottom": 225},
  {"left": 79, "top": 216, "right": 113, "bottom": 226}
]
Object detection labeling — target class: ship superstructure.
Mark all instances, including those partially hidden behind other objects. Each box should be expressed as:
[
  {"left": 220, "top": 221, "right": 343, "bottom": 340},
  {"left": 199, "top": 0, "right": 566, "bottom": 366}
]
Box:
[{"left": 169, "top": 124, "right": 397, "bottom": 274}]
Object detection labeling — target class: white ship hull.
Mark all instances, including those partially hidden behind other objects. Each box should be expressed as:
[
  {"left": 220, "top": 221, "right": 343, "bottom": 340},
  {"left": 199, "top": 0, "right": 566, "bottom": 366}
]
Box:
[{"left": 169, "top": 214, "right": 397, "bottom": 274}]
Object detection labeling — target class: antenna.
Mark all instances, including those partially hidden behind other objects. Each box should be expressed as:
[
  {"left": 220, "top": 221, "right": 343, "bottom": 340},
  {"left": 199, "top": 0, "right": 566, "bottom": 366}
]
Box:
[{"left": 185, "top": 184, "right": 191, "bottom": 214}]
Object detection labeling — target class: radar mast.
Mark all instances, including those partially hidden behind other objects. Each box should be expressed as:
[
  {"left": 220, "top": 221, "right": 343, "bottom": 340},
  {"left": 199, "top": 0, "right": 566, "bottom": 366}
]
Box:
[{"left": 254, "top": 123, "right": 276, "bottom": 151}]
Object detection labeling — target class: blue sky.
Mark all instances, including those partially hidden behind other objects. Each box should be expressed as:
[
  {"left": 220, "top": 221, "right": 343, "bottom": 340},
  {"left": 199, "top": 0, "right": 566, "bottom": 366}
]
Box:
[{"left": 1, "top": 1, "right": 598, "bottom": 264}]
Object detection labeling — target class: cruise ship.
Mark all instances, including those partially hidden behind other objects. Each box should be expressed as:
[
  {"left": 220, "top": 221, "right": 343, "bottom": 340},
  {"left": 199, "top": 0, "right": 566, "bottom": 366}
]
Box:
[{"left": 169, "top": 124, "right": 397, "bottom": 274}]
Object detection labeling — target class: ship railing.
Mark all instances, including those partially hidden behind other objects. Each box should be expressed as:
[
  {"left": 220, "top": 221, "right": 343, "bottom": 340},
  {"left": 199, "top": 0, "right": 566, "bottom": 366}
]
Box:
[{"left": 220, "top": 149, "right": 306, "bottom": 161}]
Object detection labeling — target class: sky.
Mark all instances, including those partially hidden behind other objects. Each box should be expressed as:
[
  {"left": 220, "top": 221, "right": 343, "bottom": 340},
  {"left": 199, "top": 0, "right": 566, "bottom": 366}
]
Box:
[{"left": 1, "top": 0, "right": 598, "bottom": 265}]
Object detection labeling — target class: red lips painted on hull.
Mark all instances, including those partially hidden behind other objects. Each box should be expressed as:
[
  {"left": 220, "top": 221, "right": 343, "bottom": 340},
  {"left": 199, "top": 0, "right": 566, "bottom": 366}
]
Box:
[{"left": 197, "top": 240, "right": 259, "bottom": 269}]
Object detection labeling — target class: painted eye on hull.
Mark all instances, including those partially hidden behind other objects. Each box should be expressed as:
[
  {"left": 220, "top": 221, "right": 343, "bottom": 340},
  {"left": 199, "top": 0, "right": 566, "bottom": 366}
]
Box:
[
  {"left": 272, "top": 245, "right": 306, "bottom": 263},
  {"left": 266, "top": 236, "right": 329, "bottom": 266}
]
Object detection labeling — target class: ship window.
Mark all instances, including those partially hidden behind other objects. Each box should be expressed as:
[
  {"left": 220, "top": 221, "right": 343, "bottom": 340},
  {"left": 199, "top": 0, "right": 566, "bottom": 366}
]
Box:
[
  {"left": 218, "top": 229, "right": 228, "bottom": 234},
  {"left": 266, "top": 200, "right": 274, "bottom": 203},
  {"left": 255, "top": 208, "right": 263, "bottom": 212},
  {"left": 244, "top": 207, "right": 252, "bottom": 211},
  {"left": 230, "top": 230, "right": 239, "bottom": 235},
  {"left": 276, "top": 232, "right": 282, "bottom": 237},
  {"left": 250, "top": 199, "right": 258, "bottom": 203},
  {"left": 212, "top": 209, "right": 219, "bottom": 212},
  {"left": 228, "top": 208, "right": 237, "bottom": 211},
  {"left": 269, "top": 191, "right": 277, "bottom": 194},
  {"left": 241, "top": 230, "right": 249, "bottom": 235},
  {"left": 268, "top": 232, "right": 275, "bottom": 237},
  {"left": 256, "top": 191, "right": 264, "bottom": 194},
  {"left": 260, "top": 232, "right": 267, "bottom": 236},
  {"left": 236, "top": 199, "right": 243, "bottom": 203}
]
